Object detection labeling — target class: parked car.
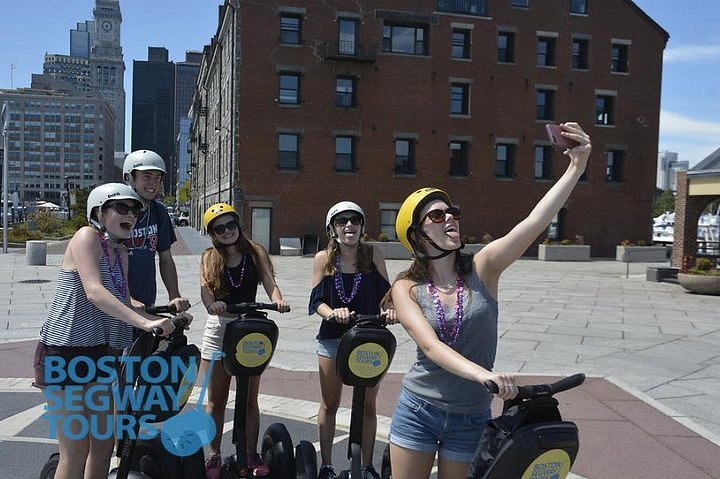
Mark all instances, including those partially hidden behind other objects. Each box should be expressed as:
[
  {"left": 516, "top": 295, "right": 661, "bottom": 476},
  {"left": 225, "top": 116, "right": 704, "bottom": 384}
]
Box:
[{"left": 175, "top": 211, "right": 190, "bottom": 227}]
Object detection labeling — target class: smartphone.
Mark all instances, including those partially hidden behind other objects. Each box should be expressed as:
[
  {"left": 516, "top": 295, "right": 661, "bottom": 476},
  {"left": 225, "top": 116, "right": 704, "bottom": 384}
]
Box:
[{"left": 545, "top": 124, "right": 578, "bottom": 149}]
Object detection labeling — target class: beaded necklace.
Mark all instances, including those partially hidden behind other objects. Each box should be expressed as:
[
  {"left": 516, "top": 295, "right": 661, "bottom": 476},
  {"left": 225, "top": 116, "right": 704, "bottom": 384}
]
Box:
[
  {"left": 98, "top": 232, "right": 128, "bottom": 300},
  {"left": 428, "top": 275, "right": 464, "bottom": 345},
  {"left": 334, "top": 254, "right": 363, "bottom": 304},
  {"left": 225, "top": 254, "right": 248, "bottom": 289}
]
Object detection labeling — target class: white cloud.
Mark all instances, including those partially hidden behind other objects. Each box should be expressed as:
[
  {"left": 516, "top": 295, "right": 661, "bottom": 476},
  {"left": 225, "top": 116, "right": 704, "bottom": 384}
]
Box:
[
  {"left": 658, "top": 111, "right": 720, "bottom": 165},
  {"left": 664, "top": 44, "right": 720, "bottom": 63}
]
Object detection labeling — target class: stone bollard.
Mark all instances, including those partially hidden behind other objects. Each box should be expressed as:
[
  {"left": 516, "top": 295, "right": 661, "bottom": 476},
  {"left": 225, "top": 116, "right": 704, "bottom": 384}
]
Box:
[{"left": 26, "top": 240, "right": 48, "bottom": 266}]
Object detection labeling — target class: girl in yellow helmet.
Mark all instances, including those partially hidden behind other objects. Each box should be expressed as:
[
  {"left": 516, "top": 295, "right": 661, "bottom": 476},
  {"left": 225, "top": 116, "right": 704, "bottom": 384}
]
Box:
[
  {"left": 199, "top": 202, "right": 290, "bottom": 479},
  {"left": 387, "top": 122, "right": 592, "bottom": 479}
]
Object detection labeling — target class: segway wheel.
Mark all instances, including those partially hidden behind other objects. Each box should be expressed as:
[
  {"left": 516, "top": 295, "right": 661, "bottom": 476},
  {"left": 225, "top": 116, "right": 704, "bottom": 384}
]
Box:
[
  {"left": 337, "top": 471, "right": 350, "bottom": 479},
  {"left": 39, "top": 453, "right": 59, "bottom": 479},
  {"left": 381, "top": 444, "right": 392, "bottom": 479},
  {"left": 294, "top": 440, "right": 318, "bottom": 479},
  {"left": 261, "top": 422, "right": 295, "bottom": 479}
]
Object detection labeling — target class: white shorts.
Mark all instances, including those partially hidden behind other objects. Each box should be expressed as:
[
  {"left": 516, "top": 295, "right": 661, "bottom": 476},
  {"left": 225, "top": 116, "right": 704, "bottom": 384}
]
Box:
[{"left": 201, "top": 314, "right": 235, "bottom": 360}]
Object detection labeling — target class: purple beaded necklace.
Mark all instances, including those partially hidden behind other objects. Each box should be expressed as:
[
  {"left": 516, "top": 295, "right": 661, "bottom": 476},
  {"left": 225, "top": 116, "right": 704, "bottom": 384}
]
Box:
[
  {"left": 98, "top": 233, "right": 127, "bottom": 300},
  {"left": 226, "top": 255, "right": 248, "bottom": 288},
  {"left": 428, "top": 275, "right": 464, "bottom": 345},
  {"left": 334, "top": 254, "right": 363, "bottom": 304}
]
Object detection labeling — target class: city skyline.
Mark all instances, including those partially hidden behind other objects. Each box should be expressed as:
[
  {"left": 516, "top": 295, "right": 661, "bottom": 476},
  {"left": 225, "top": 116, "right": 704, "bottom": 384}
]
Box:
[{"left": 1, "top": 0, "right": 719, "bottom": 165}]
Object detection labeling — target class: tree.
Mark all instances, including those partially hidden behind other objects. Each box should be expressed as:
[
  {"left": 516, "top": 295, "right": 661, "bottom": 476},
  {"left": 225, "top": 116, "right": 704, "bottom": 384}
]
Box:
[
  {"left": 653, "top": 189, "right": 675, "bottom": 217},
  {"left": 177, "top": 180, "right": 191, "bottom": 204}
]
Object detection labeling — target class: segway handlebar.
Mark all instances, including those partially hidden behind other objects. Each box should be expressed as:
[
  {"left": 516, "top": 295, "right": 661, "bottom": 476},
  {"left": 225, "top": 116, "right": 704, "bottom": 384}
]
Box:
[
  {"left": 485, "top": 373, "right": 585, "bottom": 399},
  {"left": 145, "top": 304, "right": 177, "bottom": 315},
  {"left": 145, "top": 305, "right": 190, "bottom": 337},
  {"left": 325, "top": 312, "right": 388, "bottom": 326},
  {"left": 226, "top": 302, "right": 280, "bottom": 314}
]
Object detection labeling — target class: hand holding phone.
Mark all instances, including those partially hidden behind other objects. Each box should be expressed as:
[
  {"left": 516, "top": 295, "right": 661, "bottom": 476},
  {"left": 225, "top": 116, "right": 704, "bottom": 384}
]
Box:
[{"left": 545, "top": 124, "right": 579, "bottom": 149}]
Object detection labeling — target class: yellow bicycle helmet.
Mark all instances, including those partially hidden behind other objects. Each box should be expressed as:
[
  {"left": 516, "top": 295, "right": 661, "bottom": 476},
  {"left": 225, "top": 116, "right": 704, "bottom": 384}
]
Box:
[
  {"left": 203, "top": 202, "right": 239, "bottom": 232},
  {"left": 395, "top": 187, "right": 452, "bottom": 253}
]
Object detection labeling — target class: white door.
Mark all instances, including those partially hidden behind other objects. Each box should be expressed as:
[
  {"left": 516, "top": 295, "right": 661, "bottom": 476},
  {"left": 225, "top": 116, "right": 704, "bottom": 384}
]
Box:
[{"left": 251, "top": 207, "right": 271, "bottom": 251}]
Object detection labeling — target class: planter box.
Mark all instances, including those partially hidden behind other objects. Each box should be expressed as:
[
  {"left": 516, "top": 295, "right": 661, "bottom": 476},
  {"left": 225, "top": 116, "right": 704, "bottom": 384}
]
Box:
[
  {"left": 538, "top": 244, "right": 591, "bottom": 261},
  {"left": 678, "top": 273, "right": 720, "bottom": 295},
  {"left": 616, "top": 246, "right": 667, "bottom": 263},
  {"left": 365, "top": 242, "right": 486, "bottom": 260}
]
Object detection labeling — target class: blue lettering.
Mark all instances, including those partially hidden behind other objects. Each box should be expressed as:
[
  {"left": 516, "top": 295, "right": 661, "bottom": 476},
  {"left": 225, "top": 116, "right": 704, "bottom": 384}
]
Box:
[
  {"left": 68, "top": 356, "right": 95, "bottom": 383},
  {"left": 43, "top": 385, "right": 63, "bottom": 411},
  {"left": 86, "top": 384, "right": 112, "bottom": 412},
  {"left": 140, "top": 356, "right": 168, "bottom": 384},
  {"left": 45, "top": 356, "right": 66, "bottom": 384},
  {"left": 64, "top": 386, "right": 85, "bottom": 412},
  {"left": 96, "top": 356, "right": 118, "bottom": 383},
  {"left": 62, "top": 414, "right": 89, "bottom": 440}
]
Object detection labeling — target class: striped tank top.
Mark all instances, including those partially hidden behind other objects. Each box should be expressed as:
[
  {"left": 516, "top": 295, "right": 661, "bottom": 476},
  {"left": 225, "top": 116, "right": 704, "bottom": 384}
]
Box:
[{"left": 39, "top": 255, "right": 134, "bottom": 349}]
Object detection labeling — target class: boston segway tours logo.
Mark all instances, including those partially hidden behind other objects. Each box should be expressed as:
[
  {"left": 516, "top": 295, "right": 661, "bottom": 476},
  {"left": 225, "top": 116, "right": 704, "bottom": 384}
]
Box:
[
  {"left": 41, "top": 353, "right": 214, "bottom": 456},
  {"left": 348, "top": 343, "right": 389, "bottom": 379},
  {"left": 521, "top": 449, "right": 571, "bottom": 479},
  {"left": 234, "top": 332, "right": 273, "bottom": 368}
]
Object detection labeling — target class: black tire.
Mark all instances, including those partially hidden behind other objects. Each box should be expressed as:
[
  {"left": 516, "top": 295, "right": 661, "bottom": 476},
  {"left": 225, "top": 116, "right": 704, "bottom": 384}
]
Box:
[
  {"left": 261, "top": 422, "right": 295, "bottom": 479},
  {"left": 381, "top": 444, "right": 392, "bottom": 479},
  {"left": 337, "top": 471, "right": 350, "bottom": 479},
  {"left": 350, "top": 443, "right": 361, "bottom": 479},
  {"left": 39, "top": 453, "right": 59, "bottom": 479},
  {"left": 294, "top": 440, "right": 317, "bottom": 479}
]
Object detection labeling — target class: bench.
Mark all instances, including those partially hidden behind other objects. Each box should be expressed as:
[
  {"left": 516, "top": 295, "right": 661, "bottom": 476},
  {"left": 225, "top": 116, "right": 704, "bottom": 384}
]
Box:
[
  {"left": 279, "top": 237, "right": 302, "bottom": 256},
  {"left": 646, "top": 266, "right": 678, "bottom": 282}
]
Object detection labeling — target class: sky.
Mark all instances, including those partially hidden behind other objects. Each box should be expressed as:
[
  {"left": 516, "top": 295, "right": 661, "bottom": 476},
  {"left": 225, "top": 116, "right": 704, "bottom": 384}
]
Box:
[{"left": 0, "top": 0, "right": 719, "bottom": 166}]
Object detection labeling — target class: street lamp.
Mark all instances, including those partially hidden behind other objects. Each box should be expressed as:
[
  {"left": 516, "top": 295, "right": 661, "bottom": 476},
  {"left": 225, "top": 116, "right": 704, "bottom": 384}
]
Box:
[{"left": 64, "top": 176, "right": 71, "bottom": 220}]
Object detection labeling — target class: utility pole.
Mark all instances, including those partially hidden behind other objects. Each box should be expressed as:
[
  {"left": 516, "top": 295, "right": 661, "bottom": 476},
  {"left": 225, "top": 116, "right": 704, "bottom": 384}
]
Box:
[{"left": 2, "top": 102, "right": 10, "bottom": 253}]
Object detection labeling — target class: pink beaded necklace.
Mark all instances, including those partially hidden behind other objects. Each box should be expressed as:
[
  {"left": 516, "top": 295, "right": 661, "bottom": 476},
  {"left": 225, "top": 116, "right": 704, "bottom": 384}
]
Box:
[
  {"left": 98, "top": 233, "right": 127, "bottom": 300},
  {"left": 334, "top": 254, "right": 363, "bottom": 304},
  {"left": 428, "top": 275, "right": 464, "bottom": 345},
  {"left": 225, "top": 255, "right": 248, "bottom": 289}
]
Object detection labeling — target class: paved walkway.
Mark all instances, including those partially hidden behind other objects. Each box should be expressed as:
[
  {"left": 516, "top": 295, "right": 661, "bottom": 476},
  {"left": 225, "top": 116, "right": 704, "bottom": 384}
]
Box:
[{"left": 1, "top": 227, "right": 719, "bottom": 478}]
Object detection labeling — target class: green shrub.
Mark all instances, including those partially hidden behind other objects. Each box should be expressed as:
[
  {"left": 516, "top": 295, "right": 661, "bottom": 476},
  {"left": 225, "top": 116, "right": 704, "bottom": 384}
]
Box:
[
  {"left": 376, "top": 232, "right": 389, "bottom": 242},
  {"left": 688, "top": 258, "right": 720, "bottom": 276},
  {"left": 481, "top": 233, "right": 494, "bottom": 244},
  {"left": 559, "top": 239, "right": 573, "bottom": 245},
  {"left": 6, "top": 224, "right": 43, "bottom": 243}
]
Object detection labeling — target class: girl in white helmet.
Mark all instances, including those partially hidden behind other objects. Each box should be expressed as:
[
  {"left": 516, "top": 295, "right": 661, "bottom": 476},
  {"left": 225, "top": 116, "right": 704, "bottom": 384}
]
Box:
[
  {"left": 33, "top": 183, "right": 191, "bottom": 479},
  {"left": 309, "top": 201, "right": 397, "bottom": 479}
]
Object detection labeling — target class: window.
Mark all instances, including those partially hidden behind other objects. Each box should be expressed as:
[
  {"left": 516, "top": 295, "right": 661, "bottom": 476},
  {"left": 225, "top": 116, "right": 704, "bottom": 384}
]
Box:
[
  {"left": 511, "top": 0, "right": 529, "bottom": 6},
  {"left": 595, "top": 95, "right": 615, "bottom": 125},
  {"left": 537, "top": 36, "right": 556, "bottom": 66},
  {"left": 449, "top": 141, "right": 468, "bottom": 176},
  {"left": 611, "top": 43, "right": 629, "bottom": 73},
  {"left": 338, "top": 18, "right": 358, "bottom": 55},
  {"left": 496, "top": 143, "right": 514, "bottom": 178},
  {"left": 572, "top": 38, "right": 590, "bottom": 69},
  {"left": 280, "top": 14, "right": 302, "bottom": 44},
  {"left": 336, "top": 77, "right": 356, "bottom": 107},
  {"left": 497, "top": 31, "right": 515, "bottom": 63},
  {"left": 450, "top": 83, "right": 470, "bottom": 115},
  {"left": 534, "top": 145, "right": 552, "bottom": 179},
  {"left": 570, "top": 0, "right": 588, "bottom": 14},
  {"left": 436, "top": 0, "right": 488, "bottom": 16},
  {"left": 452, "top": 29, "right": 471, "bottom": 59},
  {"left": 380, "top": 208, "right": 398, "bottom": 240},
  {"left": 536, "top": 89, "right": 554, "bottom": 121},
  {"left": 395, "top": 139, "right": 415, "bottom": 175},
  {"left": 278, "top": 73, "right": 300, "bottom": 105},
  {"left": 606, "top": 149, "right": 623, "bottom": 182},
  {"left": 335, "top": 136, "right": 355, "bottom": 172},
  {"left": 383, "top": 24, "right": 427, "bottom": 55},
  {"left": 278, "top": 134, "right": 299, "bottom": 170}
]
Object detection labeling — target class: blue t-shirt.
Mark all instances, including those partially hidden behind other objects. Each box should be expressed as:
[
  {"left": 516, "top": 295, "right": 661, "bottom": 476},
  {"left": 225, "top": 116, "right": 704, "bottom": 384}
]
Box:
[{"left": 122, "top": 200, "right": 176, "bottom": 306}]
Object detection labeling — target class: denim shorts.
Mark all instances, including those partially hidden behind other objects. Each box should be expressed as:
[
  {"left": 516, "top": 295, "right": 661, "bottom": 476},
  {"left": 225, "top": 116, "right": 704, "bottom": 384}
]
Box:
[
  {"left": 316, "top": 338, "right": 341, "bottom": 358},
  {"left": 389, "top": 388, "right": 490, "bottom": 463}
]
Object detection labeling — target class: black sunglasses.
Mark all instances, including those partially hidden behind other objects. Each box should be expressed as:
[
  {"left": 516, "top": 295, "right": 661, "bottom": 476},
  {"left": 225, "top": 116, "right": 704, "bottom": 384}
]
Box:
[
  {"left": 212, "top": 220, "right": 239, "bottom": 235},
  {"left": 425, "top": 206, "right": 462, "bottom": 223},
  {"left": 108, "top": 201, "right": 143, "bottom": 216},
  {"left": 333, "top": 215, "right": 362, "bottom": 227}
]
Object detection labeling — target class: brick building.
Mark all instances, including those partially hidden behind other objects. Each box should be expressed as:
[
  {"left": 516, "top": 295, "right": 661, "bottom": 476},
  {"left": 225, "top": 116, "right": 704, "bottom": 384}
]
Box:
[{"left": 189, "top": 0, "right": 668, "bottom": 256}]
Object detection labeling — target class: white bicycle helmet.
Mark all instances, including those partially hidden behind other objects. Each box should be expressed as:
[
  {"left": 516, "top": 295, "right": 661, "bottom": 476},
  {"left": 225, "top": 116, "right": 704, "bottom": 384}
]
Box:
[
  {"left": 123, "top": 149, "right": 166, "bottom": 184},
  {"left": 325, "top": 201, "right": 365, "bottom": 238},
  {"left": 86, "top": 183, "right": 142, "bottom": 229}
]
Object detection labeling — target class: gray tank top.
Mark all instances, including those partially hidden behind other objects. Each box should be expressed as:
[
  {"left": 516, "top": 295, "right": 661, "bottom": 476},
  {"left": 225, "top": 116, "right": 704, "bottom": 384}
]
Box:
[{"left": 402, "top": 269, "right": 498, "bottom": 414}]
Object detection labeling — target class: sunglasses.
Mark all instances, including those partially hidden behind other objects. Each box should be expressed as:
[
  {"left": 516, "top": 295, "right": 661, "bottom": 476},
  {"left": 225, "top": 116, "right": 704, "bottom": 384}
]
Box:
[
  {"left": 425, "top": 206, "right": 462, "bottom": 223},
  {"left": 333, "top": 215, "right": 362, "bottom": 227},
  {"left": 212, "top": 220, "right": 239, "bottom": 235},
  {"left": 108, "top": 202, "right": 143, "bottom": 216}
]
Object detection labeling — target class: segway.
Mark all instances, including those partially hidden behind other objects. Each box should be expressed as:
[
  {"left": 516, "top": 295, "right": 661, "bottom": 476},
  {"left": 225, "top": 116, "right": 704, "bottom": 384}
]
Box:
[
  {"left": 379, "top": 373, "right": 585, "bottom": 479},
  {"left": 219, "top": 302, "right": 312, "bottom": 479},
  {"left": 39, "top": 306, "right": 201, "bottom": 479},
  {"left": 308, "top": 313, "right": 396, "bottom": 479}
]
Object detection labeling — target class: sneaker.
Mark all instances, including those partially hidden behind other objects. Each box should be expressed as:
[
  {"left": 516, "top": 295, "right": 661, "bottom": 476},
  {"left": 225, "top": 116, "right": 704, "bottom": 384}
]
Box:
[
  {"left": 318, "top": 464, "right": 338, "bottom": 479},
  {"left": 205, "top": 453, "right": 222, "bottom": 479},
  {"left": 362, "top": 465, "right": 381, "bottom": 479},
  {"left": 248, "top": 452, "right": 270, "bottom": 477}
]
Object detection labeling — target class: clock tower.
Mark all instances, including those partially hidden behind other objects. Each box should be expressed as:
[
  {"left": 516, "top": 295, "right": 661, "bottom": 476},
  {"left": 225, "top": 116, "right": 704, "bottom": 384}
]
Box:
[{"left": 91, "top": 0, "right": 125, "bottom": 152}]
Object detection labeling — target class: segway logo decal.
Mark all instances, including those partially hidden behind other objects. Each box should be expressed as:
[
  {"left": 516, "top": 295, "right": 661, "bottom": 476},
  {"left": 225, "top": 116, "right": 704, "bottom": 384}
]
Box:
[
  {"left": 349, "top": 343, "right": 388, "bottom": 379},
  {"left": 521, "top": 449, "right": 571, "bottom": 479},
  {"left": 235, "top": 333, "right": 273, "bottom": 368}
]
